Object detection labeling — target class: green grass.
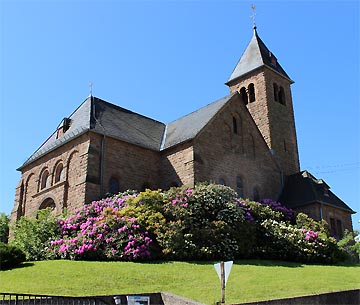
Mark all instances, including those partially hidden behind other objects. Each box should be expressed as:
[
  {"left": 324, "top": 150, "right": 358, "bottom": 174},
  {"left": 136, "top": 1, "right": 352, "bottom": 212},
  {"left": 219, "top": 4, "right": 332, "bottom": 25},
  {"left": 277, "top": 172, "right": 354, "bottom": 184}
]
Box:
[{"left": 0, "top": 260, "right": 359, "bottom": 305}]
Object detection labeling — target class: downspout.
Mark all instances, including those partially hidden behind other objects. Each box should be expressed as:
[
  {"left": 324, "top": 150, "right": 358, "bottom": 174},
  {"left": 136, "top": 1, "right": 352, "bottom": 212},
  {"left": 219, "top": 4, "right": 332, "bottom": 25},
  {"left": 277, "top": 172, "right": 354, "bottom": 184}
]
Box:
[
  {"left": 320, "top": 203, "right": 323, "bottom": 221},
  {"left": 100, "top": 134, "right": 105, "bottom": 197},
  {"left": 91, "top": 94, "right": 106, "bottom": 198}
]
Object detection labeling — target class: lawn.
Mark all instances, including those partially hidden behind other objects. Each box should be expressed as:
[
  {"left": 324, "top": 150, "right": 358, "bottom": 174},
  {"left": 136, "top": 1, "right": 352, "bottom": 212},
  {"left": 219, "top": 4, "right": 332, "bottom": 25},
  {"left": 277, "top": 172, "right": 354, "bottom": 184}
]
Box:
[{"left": 0, "top": 260, "right": 359, "bottom": 305}]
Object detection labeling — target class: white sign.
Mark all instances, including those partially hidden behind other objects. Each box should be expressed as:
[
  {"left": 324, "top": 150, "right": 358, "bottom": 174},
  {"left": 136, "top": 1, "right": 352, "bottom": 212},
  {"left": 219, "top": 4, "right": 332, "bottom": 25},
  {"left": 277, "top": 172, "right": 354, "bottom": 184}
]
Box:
[
  {"left": 214, "top": 261, "right": 233, "bottom": 285},
  {"left": 127, "top": 296, "right": 150, "bottom": 305}
]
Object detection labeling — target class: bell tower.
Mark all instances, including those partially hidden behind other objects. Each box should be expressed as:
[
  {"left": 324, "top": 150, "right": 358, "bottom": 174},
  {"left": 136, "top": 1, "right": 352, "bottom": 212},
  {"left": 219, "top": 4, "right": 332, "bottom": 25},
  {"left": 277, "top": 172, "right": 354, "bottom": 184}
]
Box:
[{"left": 226, "top": 26, "right": 300, "bottom": 177}]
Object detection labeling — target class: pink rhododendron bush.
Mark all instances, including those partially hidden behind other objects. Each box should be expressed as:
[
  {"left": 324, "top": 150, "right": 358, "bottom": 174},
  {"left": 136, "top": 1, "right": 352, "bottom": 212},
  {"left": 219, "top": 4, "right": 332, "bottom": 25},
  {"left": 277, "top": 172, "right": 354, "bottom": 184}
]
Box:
[
  {"left": 49, "top": 195, "right": 152, "bottom": 260},
  {"left": 44, "top": 183, "right": 344, "bottom": 263}
]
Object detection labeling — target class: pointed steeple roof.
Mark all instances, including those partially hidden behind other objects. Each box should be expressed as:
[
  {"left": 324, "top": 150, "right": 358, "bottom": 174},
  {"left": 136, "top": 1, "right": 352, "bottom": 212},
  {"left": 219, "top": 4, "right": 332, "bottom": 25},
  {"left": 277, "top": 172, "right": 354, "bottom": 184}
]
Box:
[{"left": 226, "top": 27, "right": 293, "bottom": 84}]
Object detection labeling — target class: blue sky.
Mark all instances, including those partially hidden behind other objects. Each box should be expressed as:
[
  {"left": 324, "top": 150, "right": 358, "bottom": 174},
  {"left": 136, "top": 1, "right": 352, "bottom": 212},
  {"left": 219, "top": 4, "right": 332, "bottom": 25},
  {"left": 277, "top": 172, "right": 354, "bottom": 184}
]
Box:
[{"left": 1, "top": 1, "right": 359, "bottom": 229}]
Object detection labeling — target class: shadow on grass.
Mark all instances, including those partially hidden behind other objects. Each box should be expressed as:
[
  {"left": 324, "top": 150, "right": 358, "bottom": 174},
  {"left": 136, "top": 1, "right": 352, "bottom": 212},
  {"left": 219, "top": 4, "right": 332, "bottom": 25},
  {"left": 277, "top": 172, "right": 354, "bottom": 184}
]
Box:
[
  {"left": 138, "top": 259, "right": 360, "bottom": 268},
  {"left": 13, "top": 262, "right": 34, "bottom": 269},
  {"left": 0, "top": 262, "right": 34, "bottom": 271},
  {"left": 134, "top": 259, "right": 304, "bottom": 267}
]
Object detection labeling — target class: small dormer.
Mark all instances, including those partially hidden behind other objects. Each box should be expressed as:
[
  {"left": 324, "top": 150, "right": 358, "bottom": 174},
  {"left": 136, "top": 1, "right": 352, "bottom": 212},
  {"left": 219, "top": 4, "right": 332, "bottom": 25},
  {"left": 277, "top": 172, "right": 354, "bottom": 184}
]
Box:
[
  {"left": 317, "top": 179, "right": 330, "bottom": 197},
  {"left": 56, "top": 117, "right": 71, "bottom": 139}
]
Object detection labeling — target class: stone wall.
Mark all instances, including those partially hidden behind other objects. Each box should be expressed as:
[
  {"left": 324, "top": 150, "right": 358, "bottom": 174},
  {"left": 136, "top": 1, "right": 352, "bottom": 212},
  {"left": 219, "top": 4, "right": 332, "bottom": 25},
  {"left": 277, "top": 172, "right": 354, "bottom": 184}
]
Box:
[
  {"left": 101, "top": 135, "right": 161, "bottom": 193},
  {"left": 160, "top": 142, "right": 195, "bottom": 189},
  {"left": 193, "top": 93, "right": 282, "bottom": 200},
  {"left": 227, "top": 67, "right": 300, "bottom": 177},
  {"left": 11, "top": 133, "right": 90, "bottom": 222},
  {"left": 292, "top": 203, "right": 354, "bottom": 236},
  {"left": 237, "top": 289, "right": 360, "bottom": 305}
]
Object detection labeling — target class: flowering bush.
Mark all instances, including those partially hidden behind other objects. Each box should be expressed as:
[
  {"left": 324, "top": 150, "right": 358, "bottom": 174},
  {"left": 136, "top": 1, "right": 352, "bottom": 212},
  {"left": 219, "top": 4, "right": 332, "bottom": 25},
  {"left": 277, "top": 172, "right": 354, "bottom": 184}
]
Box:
[
  {"left": 49, "top": 196, "right": 152, "bottom": 261},
  {"left": 158, "top": 183, "right": 255, "bottom": 260},
  {"left": 258, "top": 219, "right": 337, "bottom": 263},
  {"left": 20, "top": 183, "right": 347, "bottom": 264},
  {"left": 260, "top": 199, "right": 295, "bottom": 222}
]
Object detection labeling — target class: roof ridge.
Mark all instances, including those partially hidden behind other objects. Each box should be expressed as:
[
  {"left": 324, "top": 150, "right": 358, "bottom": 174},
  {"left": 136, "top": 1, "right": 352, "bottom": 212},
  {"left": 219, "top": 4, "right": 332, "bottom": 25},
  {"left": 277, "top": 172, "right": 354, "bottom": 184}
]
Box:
[{"left": 167, "top": 93, "right": 234, "bottom": 125}]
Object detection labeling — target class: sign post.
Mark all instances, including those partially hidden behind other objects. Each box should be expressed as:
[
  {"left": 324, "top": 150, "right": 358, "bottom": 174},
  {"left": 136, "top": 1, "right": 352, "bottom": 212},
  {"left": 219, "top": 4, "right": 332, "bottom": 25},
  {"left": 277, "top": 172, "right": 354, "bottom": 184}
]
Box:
[{"left": 214, "top": 261, "right": 233, "bottom": 304}]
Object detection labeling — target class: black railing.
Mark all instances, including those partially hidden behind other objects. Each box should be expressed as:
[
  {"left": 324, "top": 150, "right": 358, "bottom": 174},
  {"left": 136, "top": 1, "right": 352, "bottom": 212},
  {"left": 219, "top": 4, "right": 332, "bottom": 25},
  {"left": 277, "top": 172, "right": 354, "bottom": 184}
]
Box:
[{"left": 0, "top": 293, "right": 112, "bottom": 305}]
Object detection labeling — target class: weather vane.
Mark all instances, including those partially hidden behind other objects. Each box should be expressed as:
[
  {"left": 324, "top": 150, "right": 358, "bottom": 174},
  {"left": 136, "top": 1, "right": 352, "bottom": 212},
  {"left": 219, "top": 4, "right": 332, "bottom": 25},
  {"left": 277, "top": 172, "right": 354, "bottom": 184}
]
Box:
[
  {"left": 89, "top": 81, "right": 93, "bottom": 97},
  {"left": 250, "top": 4, "right": 257, "bottom": 28}
]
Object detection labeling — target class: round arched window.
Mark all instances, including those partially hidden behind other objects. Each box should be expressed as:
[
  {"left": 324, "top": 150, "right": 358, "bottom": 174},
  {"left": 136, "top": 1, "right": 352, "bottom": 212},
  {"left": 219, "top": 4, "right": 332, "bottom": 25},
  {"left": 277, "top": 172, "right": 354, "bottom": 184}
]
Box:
[{"left": 109, "top": 177, "right": 120, "bottom": 195}]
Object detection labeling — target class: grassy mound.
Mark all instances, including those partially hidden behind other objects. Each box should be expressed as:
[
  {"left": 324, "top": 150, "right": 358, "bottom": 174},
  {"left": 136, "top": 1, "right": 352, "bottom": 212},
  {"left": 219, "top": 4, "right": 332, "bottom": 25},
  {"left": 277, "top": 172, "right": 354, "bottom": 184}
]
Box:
[{"left": 0, "top": 260, "right": 359, "bottom": 304}]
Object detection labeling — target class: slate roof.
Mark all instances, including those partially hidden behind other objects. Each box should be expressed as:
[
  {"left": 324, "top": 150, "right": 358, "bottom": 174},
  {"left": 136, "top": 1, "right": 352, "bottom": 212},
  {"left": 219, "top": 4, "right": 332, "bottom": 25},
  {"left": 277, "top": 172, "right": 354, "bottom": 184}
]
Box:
[
  {"left": 19, "top": 96, "right": 166, "bottom": 169},
  {"left": 90, "top": 97, "right": 166, "bottom": 151},
  {"left": 227, "top": 27, "right": 292, "bottom": 84},
  {"left": 280, "top": 171, "right": 355, "bottom": 213},
  {"left": 19, "top": 94, "right": 235, "bottom": 169},
  {"left": 19, "top": 99, "right": 92, "bottom": 169},
  {"left": 162, "top": 94, "right": 235, "bottom": 149}
]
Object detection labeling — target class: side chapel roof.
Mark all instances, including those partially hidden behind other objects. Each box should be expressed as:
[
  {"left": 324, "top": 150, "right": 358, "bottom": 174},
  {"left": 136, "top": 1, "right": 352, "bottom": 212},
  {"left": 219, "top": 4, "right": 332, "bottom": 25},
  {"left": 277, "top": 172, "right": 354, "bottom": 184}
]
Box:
[
  {"left": 19, "top": 94, "right": 235, "bottom": 169},
  {"left": 227, "top": 27, "right": 293, "bottom": 84},
  {"left": 280, "top": 171, "right": 355, "bottom": 213}
]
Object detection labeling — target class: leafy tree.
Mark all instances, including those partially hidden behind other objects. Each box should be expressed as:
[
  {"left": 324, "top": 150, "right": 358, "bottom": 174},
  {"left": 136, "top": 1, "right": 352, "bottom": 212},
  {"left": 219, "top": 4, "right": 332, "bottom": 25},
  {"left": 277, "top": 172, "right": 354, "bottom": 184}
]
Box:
[
  {"left": 337, "top": 230, "right": 360, "bottom": 262},
  {"left": 0, "top": 213, "right": 10, "bottom": 243},
  {"left": 0, "top": 242, "right": 26, "bottom": 270},
  {"left": 12, "top": 208, "right": 60, "bottom": 261}
]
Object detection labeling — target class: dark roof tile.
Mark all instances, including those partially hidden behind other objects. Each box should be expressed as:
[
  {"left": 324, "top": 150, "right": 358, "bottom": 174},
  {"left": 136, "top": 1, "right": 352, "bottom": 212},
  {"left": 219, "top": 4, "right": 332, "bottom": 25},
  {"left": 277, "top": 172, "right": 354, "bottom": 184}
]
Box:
[
  {"left": 280, "top": 170, "right": 355, "bottom": 213},
  {"left": 227, "top": 27, "right": 292, "bottom": 84}
]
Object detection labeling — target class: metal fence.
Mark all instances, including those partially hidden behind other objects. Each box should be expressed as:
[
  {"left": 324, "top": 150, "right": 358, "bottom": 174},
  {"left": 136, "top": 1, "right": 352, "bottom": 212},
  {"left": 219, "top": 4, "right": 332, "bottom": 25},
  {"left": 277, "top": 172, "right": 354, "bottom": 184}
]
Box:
[{"left": 0, "top": 293, "right": 112, "bottom": 305}]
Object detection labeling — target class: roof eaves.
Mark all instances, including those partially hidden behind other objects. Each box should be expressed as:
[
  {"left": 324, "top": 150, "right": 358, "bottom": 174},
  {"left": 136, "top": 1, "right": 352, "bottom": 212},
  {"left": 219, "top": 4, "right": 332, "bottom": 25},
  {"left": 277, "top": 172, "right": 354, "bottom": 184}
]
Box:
[{"left": 17, "top": 126, "right": 90, "bottom": 171}]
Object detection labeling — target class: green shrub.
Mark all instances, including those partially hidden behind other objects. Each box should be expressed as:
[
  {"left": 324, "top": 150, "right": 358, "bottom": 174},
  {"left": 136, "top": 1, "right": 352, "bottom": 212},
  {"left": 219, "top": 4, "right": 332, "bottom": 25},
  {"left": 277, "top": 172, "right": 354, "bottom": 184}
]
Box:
[
  {"left": 0, "top": 213, "right": 9, "bottom": 243},
  {"left": 295, "top": 213, "right": 330, "bottom": 239},
  {"left": 0, "top": 242, "right": 26, "bottom": 270},
  {"left": 158, "top": 183, "right": 255, "bottom": 260},
  {"left": 337, "top": 230, "right": 359, "bottom": 262},
  {"left": 12, "top": 208, "right": 60, "bottom": 261},
  {"left": 245, "top": 200, "right": 286, "bottom": 223},
  {"left": 259, "top": 219, "right": 338, "bottom": 263}
]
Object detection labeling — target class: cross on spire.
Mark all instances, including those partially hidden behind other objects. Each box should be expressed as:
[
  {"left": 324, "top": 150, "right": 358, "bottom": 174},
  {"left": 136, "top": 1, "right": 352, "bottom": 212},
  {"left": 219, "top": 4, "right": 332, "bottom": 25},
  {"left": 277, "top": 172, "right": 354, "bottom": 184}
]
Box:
[
  {"left": 89, "top": 81, "right": 93, "bottom": 97},
  {"left": 250, "top": 4, "right": 257, "bottom": 29}
]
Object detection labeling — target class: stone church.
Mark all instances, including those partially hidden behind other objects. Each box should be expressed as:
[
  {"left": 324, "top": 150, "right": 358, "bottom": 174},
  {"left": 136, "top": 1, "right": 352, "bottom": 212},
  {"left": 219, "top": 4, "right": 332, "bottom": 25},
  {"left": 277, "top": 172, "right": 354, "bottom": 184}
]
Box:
[{"left": 11, "top": 26, "right": 355, "bottom": 237}]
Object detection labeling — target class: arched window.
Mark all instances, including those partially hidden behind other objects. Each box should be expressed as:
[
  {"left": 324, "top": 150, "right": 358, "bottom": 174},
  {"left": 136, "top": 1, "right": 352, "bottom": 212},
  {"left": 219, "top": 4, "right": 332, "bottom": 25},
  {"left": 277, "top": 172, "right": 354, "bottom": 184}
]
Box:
[
  {"left": 17, "top": 182, "right": 25, "bottom": 220},
  {"left": 232, "top": 117, "right": 238, "bottom": 134},
  {"left": 223, "top": 124, "right": 231, "bottom": 148},
  {"left": 240, "top": 87, "right": 248, "bottom": 105},
  {"left": 236, "top": 176, "right": 244, "bottom": 198},
  {"left": 108, "top": 177, "right": 120, "bottom": 195},
  {"left": 279, "top": 86, "right": 286, "bottom": 105},
  {"left": 40, "top": 169, "right": 50, "bottom": 190},
  {"left": 54, "top": 163, "right": 64, "bottom": 183},
  {"left": 249, "top": 135, "right": 256, "bottom": 159},
  {"left": 248, "top": 83, "right": 256, "bottom": 103},
  {"left": 253, "top": 188, "right": 260, "bottom": 202},
  {"left": 273, "top": 83, "right": 279, "bottom": 102},
  {"left": 169, "top": 181, "right": 179, "bottom": 188},
  {"left": 39, "top": 197, "right": 56, "bottom": 210},
  {"left": 218, "top": 178, "right": 226, "bottom": 186},
  {"left": 141, "top": 183, "right": 150, "bottom": 192}
]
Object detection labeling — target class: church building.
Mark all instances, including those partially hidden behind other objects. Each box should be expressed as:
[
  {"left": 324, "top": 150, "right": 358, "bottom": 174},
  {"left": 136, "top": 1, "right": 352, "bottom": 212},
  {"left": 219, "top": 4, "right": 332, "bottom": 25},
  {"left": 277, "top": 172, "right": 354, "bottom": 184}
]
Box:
[{"left": 11, "top": 26, "right": 355, "bottom": 237}]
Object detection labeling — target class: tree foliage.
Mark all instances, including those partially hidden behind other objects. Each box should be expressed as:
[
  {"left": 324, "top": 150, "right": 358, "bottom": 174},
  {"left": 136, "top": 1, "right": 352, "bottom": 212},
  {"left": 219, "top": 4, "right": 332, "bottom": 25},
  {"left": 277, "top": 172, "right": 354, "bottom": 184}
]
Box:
[
  {"left": 0, "top": 242, "right": 26, "bottom": 270},
  {"left": 12, "top": 208, "right": 60, "bottom": 261},
  {"left": 0, "top": 213, "right": 10, "bottom": 243}
]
